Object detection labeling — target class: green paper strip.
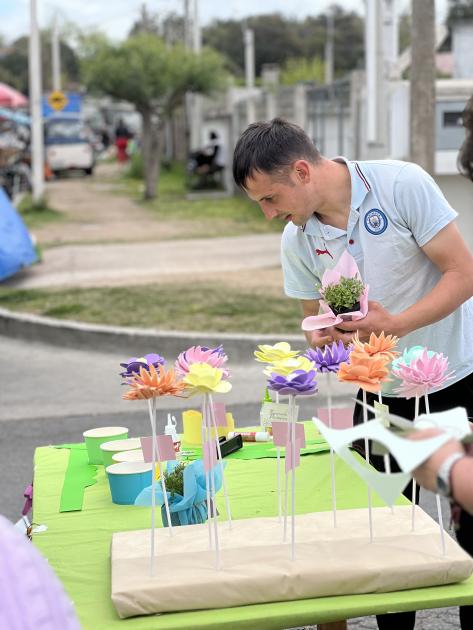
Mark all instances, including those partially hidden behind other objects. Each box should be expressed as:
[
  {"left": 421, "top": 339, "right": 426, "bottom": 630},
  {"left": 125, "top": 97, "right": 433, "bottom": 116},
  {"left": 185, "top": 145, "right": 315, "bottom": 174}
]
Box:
[{"left": 56, "top": 444, "right": 98, "bottom": 512}]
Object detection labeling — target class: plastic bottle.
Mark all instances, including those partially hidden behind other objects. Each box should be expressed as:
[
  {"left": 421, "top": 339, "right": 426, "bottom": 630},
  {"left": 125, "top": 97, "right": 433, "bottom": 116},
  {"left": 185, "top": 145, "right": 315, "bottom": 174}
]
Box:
[{"left": 165, "top": 414, "right": 181, "bottom": 455}]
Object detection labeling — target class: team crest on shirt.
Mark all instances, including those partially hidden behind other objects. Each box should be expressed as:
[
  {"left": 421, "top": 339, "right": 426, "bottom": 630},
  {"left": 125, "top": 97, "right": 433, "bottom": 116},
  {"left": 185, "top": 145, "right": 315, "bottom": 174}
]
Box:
[{"left": 364, "top": 208, "right": 388, "bottom": 235}]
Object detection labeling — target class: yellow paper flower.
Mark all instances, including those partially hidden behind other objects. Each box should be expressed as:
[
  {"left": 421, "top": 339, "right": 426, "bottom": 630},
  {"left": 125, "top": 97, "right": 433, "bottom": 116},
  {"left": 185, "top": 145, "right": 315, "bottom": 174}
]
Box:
[
  {"left": 182, "top": 362, "right": 232, "bottom": 395},
  {"left": 254, "top": 342, "right": 299, "bottom": 364},
  {"left": 264, "top": 355, "right": 315, "bottom": 377},
  {"left": 351, "top": 331, "right": 400, "bottom": 362}
]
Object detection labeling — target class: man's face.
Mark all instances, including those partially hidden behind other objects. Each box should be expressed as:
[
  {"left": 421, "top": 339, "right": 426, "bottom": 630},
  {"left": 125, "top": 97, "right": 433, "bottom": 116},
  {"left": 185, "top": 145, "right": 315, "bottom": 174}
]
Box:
[{"left": 244, "top": 166, "right": 315, "bottom": 227}]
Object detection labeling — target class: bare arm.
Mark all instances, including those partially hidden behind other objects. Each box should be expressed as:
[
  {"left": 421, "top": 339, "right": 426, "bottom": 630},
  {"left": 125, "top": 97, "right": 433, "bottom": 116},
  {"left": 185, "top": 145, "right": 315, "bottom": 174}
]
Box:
[
  {"left": 301, "top": 299, "right": 335, "bottom": 348},
  {"left": 335, "top": 222, "right": 473, "bottom": 341}
]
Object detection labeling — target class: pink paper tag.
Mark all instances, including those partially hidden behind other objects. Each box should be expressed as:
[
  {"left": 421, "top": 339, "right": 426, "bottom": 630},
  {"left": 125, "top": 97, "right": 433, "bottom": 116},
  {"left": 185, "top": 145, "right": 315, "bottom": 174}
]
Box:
[
  {"left": 212, "top": 402, "right": 227, "bottom": 427},
  {"left": 140, "top": 435, "right": 177, "bottom": 463},
  {"left": 272, "top": 421, "right": 290, "bottom": 447},
  {"left": 203, "top": 439, "right": 217, "bottom": 472},
  {"left": 285, "top": 438, "right": 302, "bottom": 473},
  {"left": 317, "top": 408, "right": 354, "bottom": 430}
]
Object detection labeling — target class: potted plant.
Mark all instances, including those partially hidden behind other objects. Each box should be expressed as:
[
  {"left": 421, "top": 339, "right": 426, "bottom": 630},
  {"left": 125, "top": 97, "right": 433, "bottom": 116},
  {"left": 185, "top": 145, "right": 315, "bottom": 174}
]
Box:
[{"left": 319, "top": 276, "right": 365, "bottom": 316}]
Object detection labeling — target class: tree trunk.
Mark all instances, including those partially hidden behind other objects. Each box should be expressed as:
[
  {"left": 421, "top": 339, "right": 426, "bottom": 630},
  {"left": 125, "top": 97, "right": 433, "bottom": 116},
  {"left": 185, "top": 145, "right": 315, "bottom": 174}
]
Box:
[
  {"left": 409, "top": 0, "right": 436, "bottom": 174},
  {"left": 140, "top": 108, "right": 161, "bottom": 200}
]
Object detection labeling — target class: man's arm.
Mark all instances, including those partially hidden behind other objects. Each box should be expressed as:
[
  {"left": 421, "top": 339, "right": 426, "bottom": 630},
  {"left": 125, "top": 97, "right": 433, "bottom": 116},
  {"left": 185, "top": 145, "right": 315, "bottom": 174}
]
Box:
[
  {"left": 301, "top": 299, "right": 335, "bottom": 348},
  {"left": 335, "top": 222, "right": 473, "bottom": 340}
]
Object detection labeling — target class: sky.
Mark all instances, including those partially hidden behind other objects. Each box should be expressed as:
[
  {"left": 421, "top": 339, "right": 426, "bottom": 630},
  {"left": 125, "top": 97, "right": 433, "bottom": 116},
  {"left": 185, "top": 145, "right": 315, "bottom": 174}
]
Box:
[{"left": 1, "top": 0, "right": 448, "bottom": 43}]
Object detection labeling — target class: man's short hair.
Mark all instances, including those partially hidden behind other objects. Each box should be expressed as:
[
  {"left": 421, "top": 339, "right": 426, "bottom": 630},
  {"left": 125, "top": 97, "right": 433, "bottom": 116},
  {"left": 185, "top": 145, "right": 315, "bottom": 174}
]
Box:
[{"left": 232, "top": 117, "right": 320, "bottom": 189}]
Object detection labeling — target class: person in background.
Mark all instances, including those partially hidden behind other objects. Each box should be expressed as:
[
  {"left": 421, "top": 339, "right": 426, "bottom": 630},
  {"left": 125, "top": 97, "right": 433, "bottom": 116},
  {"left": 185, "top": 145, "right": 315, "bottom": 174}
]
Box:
[{"left": 114, "top": 118, "right": 131, "bottom": 163}]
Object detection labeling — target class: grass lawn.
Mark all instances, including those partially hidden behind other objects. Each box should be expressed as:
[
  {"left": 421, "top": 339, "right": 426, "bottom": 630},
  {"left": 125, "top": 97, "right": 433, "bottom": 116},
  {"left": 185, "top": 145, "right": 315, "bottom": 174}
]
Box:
[
  {"left": 120, "top": 160, "right": 281, "bottom": 238},
  {"left": 0, "top": 282, "right": 303, "bottom": 334},
  {"left": 17, "top": 194, "right": 63, "bottom": 230}
]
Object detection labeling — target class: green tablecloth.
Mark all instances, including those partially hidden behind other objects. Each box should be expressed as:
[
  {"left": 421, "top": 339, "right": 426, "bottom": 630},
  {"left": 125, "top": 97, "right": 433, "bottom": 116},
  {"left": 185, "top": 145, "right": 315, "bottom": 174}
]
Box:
[{"left": 33, "top": 444, "right": 473, "bottom": 630}]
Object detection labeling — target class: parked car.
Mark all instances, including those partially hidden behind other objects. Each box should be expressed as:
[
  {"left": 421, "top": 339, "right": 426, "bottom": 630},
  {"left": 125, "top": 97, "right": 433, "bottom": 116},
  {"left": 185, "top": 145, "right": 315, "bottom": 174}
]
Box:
[{"left": 44, "top": 117, "right": 95, "bottom": 176}]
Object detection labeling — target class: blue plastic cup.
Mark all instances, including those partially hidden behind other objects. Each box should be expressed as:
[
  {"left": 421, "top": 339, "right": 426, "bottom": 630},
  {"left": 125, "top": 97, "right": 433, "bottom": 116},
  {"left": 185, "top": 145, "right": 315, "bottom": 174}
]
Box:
[{"left": 106, "top": 462, "right": 152, "bottom": 505}]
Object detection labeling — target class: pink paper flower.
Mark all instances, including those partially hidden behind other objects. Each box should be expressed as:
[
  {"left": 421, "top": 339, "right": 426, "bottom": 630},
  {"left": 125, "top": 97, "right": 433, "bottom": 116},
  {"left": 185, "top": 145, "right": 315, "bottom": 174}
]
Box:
[
  {"left": 175, "top": 345, "right": 229, "bottom": 378},
  {"left": 392, "top": 349, "right": 454, "bottom": 399}
]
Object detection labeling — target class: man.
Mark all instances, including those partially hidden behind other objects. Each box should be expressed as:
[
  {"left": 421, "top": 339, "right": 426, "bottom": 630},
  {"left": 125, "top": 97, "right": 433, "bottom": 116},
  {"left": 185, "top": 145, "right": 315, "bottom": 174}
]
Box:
[{"left": 232, "top": 117, "right": 473, "bottom": 630}]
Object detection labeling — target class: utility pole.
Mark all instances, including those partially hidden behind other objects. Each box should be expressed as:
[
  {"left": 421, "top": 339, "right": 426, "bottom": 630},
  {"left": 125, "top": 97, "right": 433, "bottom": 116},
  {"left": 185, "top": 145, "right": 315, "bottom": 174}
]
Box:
[
  {"left": 365, "top": 0, "right": 384, "bottom": 145},
  {"left": 409, "top": 0, "right": 436, "bottom": 174},
  {"left": 324, "top": 8, "right": 334, "bottom": 85},
  {"left": 51, "top": 14, "right": 61, "bottom": 92},
  {"left": 244, "top": 26, "right": 256, "bottom": 123},
  {"left": 29, "top": 0, "right": 45, "bottom": 202}
]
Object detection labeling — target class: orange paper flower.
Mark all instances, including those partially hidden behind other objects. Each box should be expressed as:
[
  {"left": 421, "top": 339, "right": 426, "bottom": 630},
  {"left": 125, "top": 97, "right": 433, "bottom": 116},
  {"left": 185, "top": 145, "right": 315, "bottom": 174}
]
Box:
[
  {"left": 337, "top": 353, "right": 390, "bottom": 393},
  {"left": 350, "top": 331, "right": 399, "bottom": 362},
  {"left": 122, "top": 364, "right": 185, "bottom": 400}
]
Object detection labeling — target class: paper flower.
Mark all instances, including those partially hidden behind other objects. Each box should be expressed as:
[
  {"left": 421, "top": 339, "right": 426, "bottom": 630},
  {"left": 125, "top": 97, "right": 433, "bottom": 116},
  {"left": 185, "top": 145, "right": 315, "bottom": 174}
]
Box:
[
  {"left": 392, "top": 349, "right": 453, "bottom": 399},
  {"left": 182, "top": 362, "right": 232, "bottom": 395},
  {"left": 122, "top": 364, "right": 185, "bottom": 400},
  {"left": 254, "top": 342, "right": 299, "bottom": 364},
  {"left": 305, "top": 341, "right": 350, "bottom": 373},
  {"left": 267, "top": 369, "right": 318, "bottom": 396},
  {"left": 120, "top": 353, "right": 165, "bottom": 378},
  {"left": 263, "top": 355, "right": 315, "bottom": 377},
  {"left": 175, "top": 345, "right": 229, "bottom": 377},
  {"left": 337, "top": 354, "right": 390, "bottom": 393},
  {"left": 391, "top": 345, "right": 434, "bottom": 371},
  {"left": 350, "top": 331, "right": 399, "bottom": 362}
]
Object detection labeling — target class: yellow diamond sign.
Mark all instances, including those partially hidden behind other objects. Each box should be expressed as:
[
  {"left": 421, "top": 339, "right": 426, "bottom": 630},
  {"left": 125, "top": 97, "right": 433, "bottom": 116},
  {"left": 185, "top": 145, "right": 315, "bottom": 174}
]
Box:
[{"left": 48, "top": 90, "right": 68, "bottom": 112}]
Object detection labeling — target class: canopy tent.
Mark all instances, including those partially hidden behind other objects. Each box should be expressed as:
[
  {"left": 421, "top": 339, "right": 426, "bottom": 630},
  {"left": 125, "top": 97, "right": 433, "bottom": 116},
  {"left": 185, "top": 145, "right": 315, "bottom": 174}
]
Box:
[
  {"left": 0, "top": 83, "right": 28, "bottom": 108},
  {"left": 0, "top": 187, "right": 37, "bottom": 281},
  {"left": 0, "top": 106, "right": 30, "bottom": 126}
]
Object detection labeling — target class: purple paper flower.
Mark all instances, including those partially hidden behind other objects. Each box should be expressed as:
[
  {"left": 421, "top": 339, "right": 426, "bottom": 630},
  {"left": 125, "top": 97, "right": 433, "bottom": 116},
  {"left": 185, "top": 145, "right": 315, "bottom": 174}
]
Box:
[
  {"left": 267, "top": 370, "right": 318, "bottom": 396},
  {"left": 120, "top": 353, "right": 165, "bottom": 379},
  {"left": 305, "top": 341, "right": 350, "bottom": 373}
]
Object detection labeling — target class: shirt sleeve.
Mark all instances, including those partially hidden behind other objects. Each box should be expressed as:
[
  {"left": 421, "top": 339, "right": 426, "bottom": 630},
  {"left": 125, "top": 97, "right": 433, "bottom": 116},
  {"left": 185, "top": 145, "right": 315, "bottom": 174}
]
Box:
[
  {"left": 281, "top": 227, "right": 321, "bottom": 300},
  {"left": 393, "top": 162, "right": 458, "bottom": 247}
]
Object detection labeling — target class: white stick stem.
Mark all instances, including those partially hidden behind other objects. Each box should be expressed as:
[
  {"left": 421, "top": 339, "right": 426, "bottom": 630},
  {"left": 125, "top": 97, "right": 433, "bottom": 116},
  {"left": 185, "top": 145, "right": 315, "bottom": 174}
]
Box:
[
  {"left": 277, "top": 447, "right": 282, "bottom": 523},
  {"left": 327, "top": 373, "right": 337, "bottom": 527},
  {"left": 154, "top": 399, "right": 173, "bottom": 537},
  {"left": 289, "top": 395, "right": 296, "bottom": 560},
  {"left": 362, "top": 389, "right": 373, "bottom": 543},
  {"left": 412, "top": 396, "right": 420, "bottom": 531},
  {"left": 206, "top": 394, "right": 221, "bottom": 569},
  {"left": 378, "top": 391, "right": 394, "bottom": 514},
  {"left": 147, "top": 399, "right": 156, "bottom": 576},
  {"left": 202, "top": 397, "right": 213, "bottom": 550},
  {"left": 208, "top": 393, "right": 232, "bottom": 529},
  {"left": 275, "top": 391, "right": 279, "bottom": 404}
]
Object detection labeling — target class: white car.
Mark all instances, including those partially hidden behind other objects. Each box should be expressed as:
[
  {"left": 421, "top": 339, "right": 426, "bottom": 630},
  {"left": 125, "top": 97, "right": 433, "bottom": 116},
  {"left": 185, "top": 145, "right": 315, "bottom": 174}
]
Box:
[{"left": 44, "top": 117, "right": 95, "bottom": 176}]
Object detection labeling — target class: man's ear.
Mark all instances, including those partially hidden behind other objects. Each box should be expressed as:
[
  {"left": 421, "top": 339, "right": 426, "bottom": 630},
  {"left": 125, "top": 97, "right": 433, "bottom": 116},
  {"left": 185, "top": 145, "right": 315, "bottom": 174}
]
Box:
[{"left": 293, "top": 160, "right": 311, "bottom": 183}]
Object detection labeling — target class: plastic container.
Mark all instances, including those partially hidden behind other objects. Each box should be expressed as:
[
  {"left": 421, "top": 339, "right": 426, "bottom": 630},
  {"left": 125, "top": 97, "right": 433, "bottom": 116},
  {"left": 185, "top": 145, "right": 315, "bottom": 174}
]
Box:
[
  {"left": 112, "top": 449, "right": 144, "bottom": 464},
  {"left": 83, "top": 427, "right": 128, "bottom": 464},
  {"left": 182, "top": 409, "right": 235, "bottom": 445},
  {"left": 106, "top": 462, "right": 152, "bottom": 505},
  {"left": 100, "top": 437, "right": 142, "bottom": 467}
]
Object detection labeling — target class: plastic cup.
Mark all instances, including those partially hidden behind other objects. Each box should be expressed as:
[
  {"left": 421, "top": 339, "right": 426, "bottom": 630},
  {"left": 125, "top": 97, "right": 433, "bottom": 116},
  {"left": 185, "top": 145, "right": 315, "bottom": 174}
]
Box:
[
  {"left": 112, "top": 449, "right": 144, "bottom": 464},
  {"left": 106, "top": 462, "right": 152, "bottom": 505},
  {"left": 182, "top": 410, "right": 235, "bottom": 445},
  {"left": 83, "top": 427, "right": 128, "bottom": 464},
  {"left": 100, "top": 437, "right": 142, "bottom": 467}
]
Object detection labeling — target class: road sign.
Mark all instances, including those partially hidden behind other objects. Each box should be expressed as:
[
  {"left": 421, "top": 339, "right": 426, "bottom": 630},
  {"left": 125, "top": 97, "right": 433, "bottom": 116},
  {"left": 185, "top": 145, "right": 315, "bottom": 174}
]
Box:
[{"left": 47, "top": 90, "right": 68, "bottom": 112}]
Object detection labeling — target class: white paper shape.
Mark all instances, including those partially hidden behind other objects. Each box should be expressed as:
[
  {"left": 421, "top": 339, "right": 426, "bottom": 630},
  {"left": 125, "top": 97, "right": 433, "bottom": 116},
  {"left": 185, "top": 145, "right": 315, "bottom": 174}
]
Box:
[
  {"left": 312, "top": 417, "right": 451, "bottom": 506},
  {"left": 414, "top": 407, "right": 471, "bottom": 440},
  {"left": 260, "top": 402, "right": 299, "bottom": 429}
]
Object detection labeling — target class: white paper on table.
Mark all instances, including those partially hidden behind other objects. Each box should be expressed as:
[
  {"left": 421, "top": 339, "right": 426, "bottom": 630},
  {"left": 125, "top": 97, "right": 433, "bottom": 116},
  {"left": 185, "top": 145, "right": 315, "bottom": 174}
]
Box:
[
  {"left": 312, "top": 417, "right": 451, "bottom": 506},
  {"left": 260, "top": 402, "right": 299, "bottom": 429}
]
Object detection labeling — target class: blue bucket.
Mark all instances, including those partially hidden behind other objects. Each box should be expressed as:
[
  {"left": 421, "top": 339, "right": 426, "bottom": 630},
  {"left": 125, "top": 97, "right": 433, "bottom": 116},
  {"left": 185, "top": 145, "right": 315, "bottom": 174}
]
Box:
[{"left": 106, "top": 462, "right": 152, "bottom": 505}]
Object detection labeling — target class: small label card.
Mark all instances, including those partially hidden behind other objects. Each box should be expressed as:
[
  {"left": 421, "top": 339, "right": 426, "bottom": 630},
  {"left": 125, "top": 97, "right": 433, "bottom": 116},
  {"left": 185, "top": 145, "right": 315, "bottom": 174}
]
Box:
[
  {"left": 372, "top": 401, "right": 390, "bottom": 456},
  {"left": 260, "top": 402, "right": 299, "bottom": 431}
]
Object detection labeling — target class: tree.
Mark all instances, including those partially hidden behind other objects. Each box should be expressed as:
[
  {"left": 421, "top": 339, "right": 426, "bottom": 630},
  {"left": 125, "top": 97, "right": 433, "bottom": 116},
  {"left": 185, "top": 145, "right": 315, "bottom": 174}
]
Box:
[
  {"left": 280, "top": 57, "right": 324, "bottom": 85},
  {"left": 128, "top": 3, "right": 161, "bottom": 38},
  {"left": 82, "top": 33, "right": 226, "bottom": 199}
]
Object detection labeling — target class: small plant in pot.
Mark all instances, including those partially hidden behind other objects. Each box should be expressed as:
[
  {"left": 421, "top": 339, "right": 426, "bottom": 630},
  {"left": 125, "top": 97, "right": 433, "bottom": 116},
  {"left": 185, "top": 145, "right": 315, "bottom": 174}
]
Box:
[{"left": 319, "top": 276, "right": 365, "bottom": 316}]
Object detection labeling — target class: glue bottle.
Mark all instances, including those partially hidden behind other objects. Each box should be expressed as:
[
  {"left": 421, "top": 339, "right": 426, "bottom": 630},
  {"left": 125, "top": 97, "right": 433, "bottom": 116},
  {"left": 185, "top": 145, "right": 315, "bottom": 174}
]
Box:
[{"left": 165, "top": 414, "right": 181, "bottom": 456}]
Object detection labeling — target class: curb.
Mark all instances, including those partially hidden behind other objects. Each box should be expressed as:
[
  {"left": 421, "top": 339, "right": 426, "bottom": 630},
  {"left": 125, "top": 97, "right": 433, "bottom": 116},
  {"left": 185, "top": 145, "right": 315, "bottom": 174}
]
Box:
[{"left": 0, "top": 307, "right": 306, "bottom": 361}]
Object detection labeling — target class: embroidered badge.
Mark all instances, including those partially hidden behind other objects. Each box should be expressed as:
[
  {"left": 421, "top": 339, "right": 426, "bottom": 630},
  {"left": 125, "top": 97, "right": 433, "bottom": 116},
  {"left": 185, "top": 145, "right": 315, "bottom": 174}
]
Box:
[
  {"left": 315, "top": 248, "right": 333, "bottom": 259},
  {"left": 364, "top": 208, "right": 388, "bottom": 235}
]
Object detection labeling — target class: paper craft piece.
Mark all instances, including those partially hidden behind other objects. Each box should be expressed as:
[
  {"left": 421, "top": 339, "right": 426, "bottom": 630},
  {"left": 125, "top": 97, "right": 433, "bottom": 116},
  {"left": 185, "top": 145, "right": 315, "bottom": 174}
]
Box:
[
  {"left": 260, "top": 401, "right": 298, "bottom": 426},
  {"left": 301, "top": 251, "right": 369, "bottom": 331},
  {"left": 254, "top": 342, "right": 299, "bottom": 364},
  {"left": 56, "top": 444, "right": 98, "bottom": 512},
  {"left": 317, "top": 408, "right": 354, "bottom": 430},
  {"left": 272, "top": 421, "right": 306, "bottom": 448},
  {"left": 393, "top": 349, "right": 453, "bottom": 399},
  {"left": 267, "top": 369, "right": 317, "bottom": 396},
  {"left": 414, "top": 406, "right": 471, "bottom": 440},
  {"left": 374, "top": 401, "right": 390, "bottom": 427},
  {"left": 351, "top": 332, "right": 399, "bottom": 362},
  {"left": 285, "top": 438, "right": 302, "bottom": 472},
  {"left": 305, "top": 341, "right": 350, "bottom": 373},
  {"left": 337, "top": 353, "right": 390, "bottom": 393},
  {"left": 264, "top": 357, "right": 315, "bottom": 378},
  {"left": 140, "top": 435, "right": 176, "bottom": 463},
  {"left": 203, "top": 439, "right": 218, "bottom": 473},
  {"left": 212, "top": 402, "right": 227, "bottom": 427},
  {"left": 182, "top": 363, "right": 232, "bottom": 395},
  {"left": 122, "top": 365, "right": 185, "bottom": 400},
  {"left": 120, "top": 353, "right": 165, "bottom": 378},
  {"left": 175, "top": 345, "right": 229, "bottom": 377},
  {"left": 313, "top": 417, "right": 451, "bottom": 505}
]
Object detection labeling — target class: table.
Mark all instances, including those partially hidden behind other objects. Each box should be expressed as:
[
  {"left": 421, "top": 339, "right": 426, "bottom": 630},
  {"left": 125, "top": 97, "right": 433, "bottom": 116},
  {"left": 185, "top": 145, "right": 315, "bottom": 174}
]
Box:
[{"left": 33, "top": 443, "right": 473, "bottom": 630}]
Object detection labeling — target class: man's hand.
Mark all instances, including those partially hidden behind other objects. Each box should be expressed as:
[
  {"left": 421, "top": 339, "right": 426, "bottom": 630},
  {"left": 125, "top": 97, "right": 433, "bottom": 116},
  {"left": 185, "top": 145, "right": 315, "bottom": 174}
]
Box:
[
  {"left": 306, "top": 328, "right": 334, "bottom": 349},
  {"left": 332, "top": 301, "right": 400, "bottom": 342},
  {"left": 409, "top": 428, "right": 465, "bottom": 492}
]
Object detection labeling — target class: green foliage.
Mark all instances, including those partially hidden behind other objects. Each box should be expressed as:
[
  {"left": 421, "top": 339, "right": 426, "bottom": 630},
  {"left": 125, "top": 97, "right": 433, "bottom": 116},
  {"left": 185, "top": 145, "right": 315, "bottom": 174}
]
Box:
[
  {"left": 448, "top": 0, "right": 473, "bottom": 25},
  {"left": 280, "top": 56, "right": 324, "bottom": 85},
  {"left": 127, "top": 152, "right": 144, "bottom": 180},
  {"left": 18, "top": 194, "right": 63, "bottom": 229},
  {"left": 164, "top": 462, "right": 186, "bottom": 499},
  {"left": 320, "top": 276, "right": 364, "bottom": 312}
]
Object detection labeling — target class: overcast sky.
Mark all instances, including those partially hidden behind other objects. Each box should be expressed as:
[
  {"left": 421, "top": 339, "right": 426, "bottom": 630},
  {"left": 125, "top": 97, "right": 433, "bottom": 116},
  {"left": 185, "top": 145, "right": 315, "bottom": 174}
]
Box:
[{"left": 1, "top": 0, "right": 448, "bottom": 43}]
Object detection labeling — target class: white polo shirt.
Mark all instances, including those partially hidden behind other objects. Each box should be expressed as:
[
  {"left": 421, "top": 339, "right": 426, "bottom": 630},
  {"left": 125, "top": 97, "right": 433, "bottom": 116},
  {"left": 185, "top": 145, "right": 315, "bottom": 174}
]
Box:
[{"left": 281, "top": 158, "right": 473, "bottom": 396}]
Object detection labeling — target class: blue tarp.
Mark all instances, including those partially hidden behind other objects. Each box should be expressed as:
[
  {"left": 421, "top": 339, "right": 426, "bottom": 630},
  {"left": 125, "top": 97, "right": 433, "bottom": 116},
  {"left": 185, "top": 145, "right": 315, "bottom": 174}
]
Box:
[{"left": 0, "top": 187, "right": 37, "bottom": 281}]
